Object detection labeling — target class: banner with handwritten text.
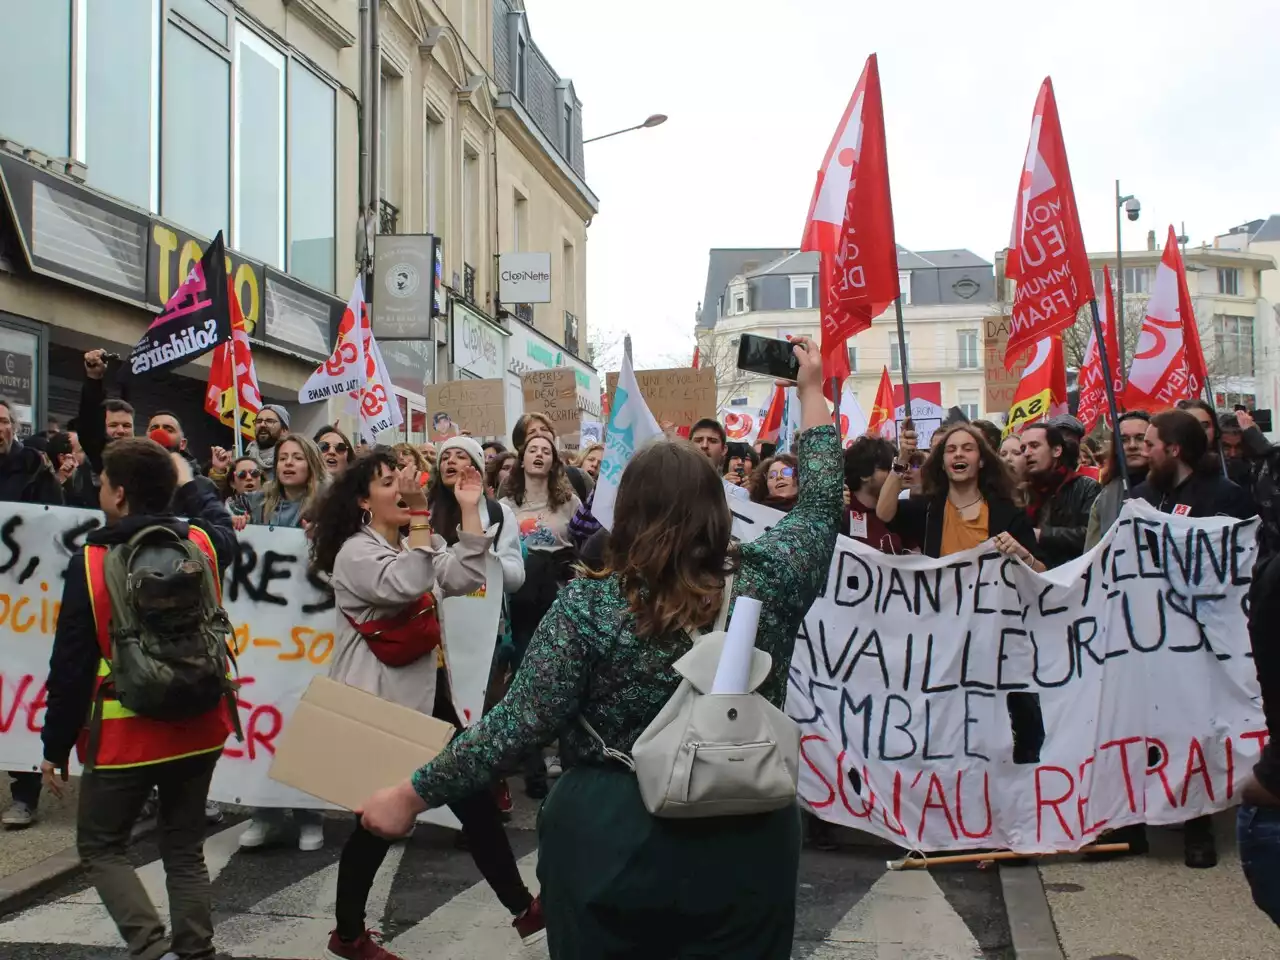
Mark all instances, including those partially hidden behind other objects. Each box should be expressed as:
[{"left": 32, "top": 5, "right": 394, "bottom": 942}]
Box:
[{"left": 729, "top": 496, "right": 1264, "bottom": 853}]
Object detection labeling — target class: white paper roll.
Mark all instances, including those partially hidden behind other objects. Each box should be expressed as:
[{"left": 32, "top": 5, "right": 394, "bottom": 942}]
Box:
[{"left": 709, "top": 596, "right": 763, "bottom": 694}]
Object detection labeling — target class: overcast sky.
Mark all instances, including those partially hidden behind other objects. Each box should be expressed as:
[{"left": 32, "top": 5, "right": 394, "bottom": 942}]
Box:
[{"left": 522, "top": 0, "right": 1280, "bottom": 370}]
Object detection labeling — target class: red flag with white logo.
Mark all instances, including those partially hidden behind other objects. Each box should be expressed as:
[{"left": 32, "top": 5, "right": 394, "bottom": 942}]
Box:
[
  {"left": 1005, "top": 78, "right": 1094, "bottom": 370},
  {"left": 204, "top": 278, "right": 262, "bottom": 439},
  {"left": 757, "top": 384, "right": 786, "bottom": 446},
  {"left": 803, "top": 55, "right": 900, "bottom": 395},
  {"left": 1122, "top": 226, "right": 1208, "bottom": 411},
  {"left": 1003, "top": 336, "right": 1068, "bottom": 437}
]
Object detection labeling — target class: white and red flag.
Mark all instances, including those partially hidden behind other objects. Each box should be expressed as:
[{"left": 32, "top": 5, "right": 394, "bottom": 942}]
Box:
[
  {"left": 802, "top": 54, "right": 899, "bottom": 394},
  {"left": 1122, "top": 226, "right": 1208, "bottom": 411},
  {"left": 300, "top": 277, "right": 367, "bottom": 404},
  {"left": 1076, "top": 265, "right": 1122, "bottom": 434},
  {"left": 1005, "top": 78, "right": 1094, "bottom": 369},
  {"left": 1004, "top": 336, "right": 1069, "bottom": 437}
]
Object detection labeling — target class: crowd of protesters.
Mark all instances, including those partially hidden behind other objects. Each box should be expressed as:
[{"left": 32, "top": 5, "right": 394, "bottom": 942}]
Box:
[{"left": 5, "top": 339, "right": 1280, "bottom": 958}]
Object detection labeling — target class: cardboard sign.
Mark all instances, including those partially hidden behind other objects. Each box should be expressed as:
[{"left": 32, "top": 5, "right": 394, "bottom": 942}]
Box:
[
  {"left": 605, "top": 366, "right": 716, "bottom": 430},
  {"left": 984, "top": 315, "right": 1027, "bottom": 416},
  {"left": 522, "top": 368, "right": 581, "bottom": 443},
  {"left": 426, "top": 378, "right": 505, "bottom": 441}
]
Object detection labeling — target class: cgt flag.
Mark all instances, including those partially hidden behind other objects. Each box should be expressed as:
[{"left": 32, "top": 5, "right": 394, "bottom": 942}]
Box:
[
  {"left": 129, "top": 232, "right": 230, "bottom": 376},
  {"left": 1005, "top": 78, "right": 1093, "bottom": 370},
  {"left": 204, "top": 278, "right": 262, "bottom": 440},
  {"left": 1004, "top": 336, "right": 1068, "bottom": 437},
  {"left": 1076, "top": 265, "right": 1121, "bottom": 435},
  {"left": 300, "top": 277, "right": 366, "bottom": 404},
  {"left": 1122, "top": 225, "right": 1208, "bottom": 411}
]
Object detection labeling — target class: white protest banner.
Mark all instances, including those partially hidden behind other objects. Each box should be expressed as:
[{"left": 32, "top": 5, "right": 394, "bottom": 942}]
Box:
[
  {"left": 0, "top": 505, "right": 472, "bottom": 825},
  {"left": 358, "top": 330, "right": 404, "bottom": 438},
  {"left": 300, "top": 276, "right": 365, "bottom": 404},
  {"left": 439, "top": 553, "right": 503, "bottom": 728},
  {"left": 593, "top": 339, "right": 662, "bottom": 530},
  {"left": 726, "top": 494, "right": 1264, "bottom": 853}
]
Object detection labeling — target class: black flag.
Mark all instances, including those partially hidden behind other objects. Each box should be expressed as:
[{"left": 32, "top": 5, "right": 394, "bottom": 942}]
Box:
[{"left": 128, "top": 232, "right": 230, "bottom": 376}]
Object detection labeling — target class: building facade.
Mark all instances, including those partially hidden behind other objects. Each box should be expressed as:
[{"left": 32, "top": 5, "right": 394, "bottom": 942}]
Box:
[
  {"left": 1210, "top": 218, "right": 1280, "bottom": 417},
  {"left": 698, "top": 247, "right": 999, "bottom": 422},
  {"left": 373, "top": 0, "right": 598, "bottom": 445},
  {"left": 0, "top": 0, "right": 357, "bottom": 449}
]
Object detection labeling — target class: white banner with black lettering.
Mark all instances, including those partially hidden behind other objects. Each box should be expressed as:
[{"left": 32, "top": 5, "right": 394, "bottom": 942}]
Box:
[{"left": 729, "top": 495, "right": 1264, "bottom": 853}]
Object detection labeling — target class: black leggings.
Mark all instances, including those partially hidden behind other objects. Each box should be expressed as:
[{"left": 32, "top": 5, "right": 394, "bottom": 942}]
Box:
[{"left": 334, "top": 679, "right": 533, "bottom": 940}]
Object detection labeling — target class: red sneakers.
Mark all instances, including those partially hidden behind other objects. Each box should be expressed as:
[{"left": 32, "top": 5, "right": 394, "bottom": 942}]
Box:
[
  {"left": 325, "top": 929, "right": 406, "bottom": 960},
  {"left": 512, "top": 895, "right": 547, "bottom": 945}
]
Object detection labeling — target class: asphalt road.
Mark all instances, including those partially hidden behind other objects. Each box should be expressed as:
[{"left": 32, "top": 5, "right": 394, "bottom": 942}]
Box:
[{"left": 0, "top": 812, "right": 1014, "bottom": 959}]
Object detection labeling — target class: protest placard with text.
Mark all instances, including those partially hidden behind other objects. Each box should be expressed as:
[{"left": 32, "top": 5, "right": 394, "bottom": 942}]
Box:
[
  {"left": 605, "top": 366, "right": 716, "bottom": 429},
  {"left": 521, "top": 368, "right": 581, "bottom": 446},
  {"left": 425, "top": 378, "right": 505, "bottom": 441}
]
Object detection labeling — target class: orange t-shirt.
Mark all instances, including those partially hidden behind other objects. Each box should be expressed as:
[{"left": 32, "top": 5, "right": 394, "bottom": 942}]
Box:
[{"left": 940, "top": 498, "right": 989, "bottom": 556}]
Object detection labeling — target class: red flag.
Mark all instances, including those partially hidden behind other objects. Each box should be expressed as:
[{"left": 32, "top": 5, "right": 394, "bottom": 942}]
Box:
[
  {"left": 691, "top": 345, "right": 700, "bottom": 369},
  {"left": 1005, "top": 78, "right": 1094, "bottom": 370},
  {"left": 1076, "top": 266, "right": 1122, "bottom": 434},
  {"left": 757, "top": 384, "right": 786, "bottom": 446},
  {"left": 204, "top": 279, "right": 262, "bottom": 439},
  {"left": 1003, "top": 336, "right": 1068, "bottom": 437},
  {"left": 803, "top": 55, "right": 900, "bottom": 396},
  {"left": 867, "top": 366, "right": 895, "bottom": 438},
  {"left": 1122, "top": 226, "right": 1207, "bottom": 411}
]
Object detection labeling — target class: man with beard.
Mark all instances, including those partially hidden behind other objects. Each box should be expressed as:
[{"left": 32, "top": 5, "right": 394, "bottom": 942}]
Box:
[
  {"left": 247, "top": 404, "right": 289, "bottom": 480},
  {"left": 1134, "top": 409, "right": 1252, "bottom": 521},
  {"left": 1117, "top": 408, "right": 1253, "bottom": 870},
  {"left": 1084, "top": 411, "right": 1151, "bottom": 551},
  {"left": 1020, "top": 423, "right": 1101, "bottom": 569}
]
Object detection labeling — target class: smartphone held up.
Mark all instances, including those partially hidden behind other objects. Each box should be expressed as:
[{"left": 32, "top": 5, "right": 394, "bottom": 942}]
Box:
[{"left": 736, "top": 334, "right": 801, "bottom": 382}]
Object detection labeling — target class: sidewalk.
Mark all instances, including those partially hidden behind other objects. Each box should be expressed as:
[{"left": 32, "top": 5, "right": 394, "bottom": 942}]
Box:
[
  {"left": 1040, "top": 811, "right": 1280, "bottom": 960},
  {"left": 0, "top": 777, "right": 81, "bottom": 908}
]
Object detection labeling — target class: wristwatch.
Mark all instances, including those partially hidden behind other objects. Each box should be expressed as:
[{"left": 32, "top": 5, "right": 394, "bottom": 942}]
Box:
[{"left": 891, "top": 461, "right": 908, "bottom": 474}]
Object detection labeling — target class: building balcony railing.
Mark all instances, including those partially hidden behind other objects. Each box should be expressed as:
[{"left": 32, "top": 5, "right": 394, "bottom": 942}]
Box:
[
  {"left": 463, "top": 263, "right": 477, "bottom": 304},
  {"left": 563, "top": 311, "right": 580, "bottom": 355},
  {"left": 378, "top": 197, "right": 399, "bottom": 235}
]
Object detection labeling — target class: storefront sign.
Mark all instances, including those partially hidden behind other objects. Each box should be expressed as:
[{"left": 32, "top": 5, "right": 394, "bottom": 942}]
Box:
[
  {"left": 452, "top": 303, "right": 507, "bottom": 381},
  {"left": 0, "top": 351, "right": 34, "bottom": 406},
  {"left": 148, "top": 220, "right": 264, "bottom": 334},
  {"left": 498, "top": 252, "right": 552, "bottom": 304},
  {"left": 373, "top": 235, "right": 435, "bottom": 339},
  {"left": 505, "top": 320, "right": 600, "bottom": 418}
]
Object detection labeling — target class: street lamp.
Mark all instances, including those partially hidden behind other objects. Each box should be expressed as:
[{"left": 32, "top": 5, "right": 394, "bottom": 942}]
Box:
[
  {"left": 583, "top": 113, "right": 668, "bottom": 144},
  {"left": 1115, "top": 181, "right": 1141, "bottom": 385}
]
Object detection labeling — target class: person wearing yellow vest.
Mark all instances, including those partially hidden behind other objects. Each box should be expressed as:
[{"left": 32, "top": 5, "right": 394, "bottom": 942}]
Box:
[{"left": 40, "top": 437, "right": 238, "bottom": 960}]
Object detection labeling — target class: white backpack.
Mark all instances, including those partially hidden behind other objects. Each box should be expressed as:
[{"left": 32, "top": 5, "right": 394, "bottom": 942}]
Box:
[{"left": 580, "top": 577, "right": 800, "bottom": 818}]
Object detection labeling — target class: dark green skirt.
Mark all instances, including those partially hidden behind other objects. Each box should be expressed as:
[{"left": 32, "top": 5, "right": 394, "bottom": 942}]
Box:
[{"left": 536, "top": 765, "right": 802, "bottom": 959}]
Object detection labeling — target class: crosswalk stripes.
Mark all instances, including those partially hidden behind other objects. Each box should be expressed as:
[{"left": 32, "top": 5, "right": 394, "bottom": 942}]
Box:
[{"left": 0, "top": 818, "right": 1011, "bottom": 959}]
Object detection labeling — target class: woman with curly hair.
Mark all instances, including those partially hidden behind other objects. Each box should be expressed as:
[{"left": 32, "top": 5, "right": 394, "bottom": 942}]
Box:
[
  {"left": 749, "top": 453, "right": 800, "bottom": 512},
  {"left": 499, "top": 434, "right": 580, "bottom": 798},
  {"left": 310, "top": 449, "right": 543, "bottom": 958}
]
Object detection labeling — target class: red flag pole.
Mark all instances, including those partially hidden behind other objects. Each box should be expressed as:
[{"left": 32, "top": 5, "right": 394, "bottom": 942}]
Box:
[{"left": 1087, "top": 299, "right": 1129, "bottom": 491}]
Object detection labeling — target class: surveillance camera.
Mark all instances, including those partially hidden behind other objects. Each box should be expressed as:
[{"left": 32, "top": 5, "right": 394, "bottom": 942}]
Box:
[{"left": 1124, "top": 197, "right": 1141, "bottom": 221}]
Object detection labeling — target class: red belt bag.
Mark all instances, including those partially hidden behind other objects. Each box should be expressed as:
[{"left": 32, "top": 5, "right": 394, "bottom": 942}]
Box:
[{"left": 342, "top": 593, "right": 442, "bottom": 667}]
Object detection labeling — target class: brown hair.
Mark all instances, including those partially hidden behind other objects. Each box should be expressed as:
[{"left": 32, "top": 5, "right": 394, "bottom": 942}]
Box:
[
  {"left": 588, "top": 440, "right": 738, "bottom": 637},
  {"left": 486, "top": 450, "right": 517, "bottom": 496},
  {"left": 504, "top": 436, "right": 575, "bottom": 509},
  {"left": 921, "top": 423, "right": 1013, "bottom": 501},
  {"left": 1101, "top": 411, "right": 1151, "bottom": 486},
  {"left": 748, "top": 453, "right": 798, "bottom": 503},
  {"left": 102, "top": 437, "right": 178, "bottom": 514},
  {"left": 393, "top": 442, "right": 431, "bottom": 474}
]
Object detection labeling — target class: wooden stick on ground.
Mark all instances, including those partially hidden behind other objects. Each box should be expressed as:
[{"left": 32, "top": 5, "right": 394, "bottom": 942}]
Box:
[{"left": 888, "top": 843, "right": 1130, "bottom": 870}]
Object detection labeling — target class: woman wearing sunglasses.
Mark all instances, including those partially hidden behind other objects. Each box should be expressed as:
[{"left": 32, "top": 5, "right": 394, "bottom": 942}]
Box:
[
  {"left": 749, "top": 453, "right": 800, "bottom": 511},
  {"left": 315, "top": 427, "right": 355, "bottom": 477}
]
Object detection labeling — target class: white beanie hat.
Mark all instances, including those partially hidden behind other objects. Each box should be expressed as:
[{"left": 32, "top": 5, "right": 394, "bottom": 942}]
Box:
[{"left": 437, "top": 435, "right": 485, "bottom": 473}]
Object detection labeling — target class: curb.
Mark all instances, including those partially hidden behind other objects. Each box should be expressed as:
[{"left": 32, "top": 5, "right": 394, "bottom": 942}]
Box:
[
  {"left": 1000, "top": 863, "right": 1066, "bottom": 960},
  {"left": 0, "top": 817, "right": 155, "bottom": 918}
]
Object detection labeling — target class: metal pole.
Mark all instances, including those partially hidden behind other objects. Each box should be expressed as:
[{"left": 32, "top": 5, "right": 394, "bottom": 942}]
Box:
[
  {"left": 230, "top": 332, "right": 244, "bottom": 459},
  {"left": 1115, "top": 180, "right": 1126, "bottom": 388},
  {"left": 1088, "top": 300, "right": 1129, "bottom": 491},
  {"left": 893, "top": 296, "right": 912, "bottom": 432},
  {"left": 358, "top": 0, "right": 369, "bottom": 220}
]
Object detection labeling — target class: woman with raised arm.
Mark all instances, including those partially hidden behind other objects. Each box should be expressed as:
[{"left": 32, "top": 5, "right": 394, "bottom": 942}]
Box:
[
  {"left": 356, "top": 339, "right": 842, "bottom": 959},
  {"left": 310, "top": 449, "right": 542, "bottom": 960}
]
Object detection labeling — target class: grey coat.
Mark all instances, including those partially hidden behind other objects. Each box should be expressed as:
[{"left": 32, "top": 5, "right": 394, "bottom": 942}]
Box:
[{"left": 1084, "top": 478, "right": 1127, "bottom": 552}]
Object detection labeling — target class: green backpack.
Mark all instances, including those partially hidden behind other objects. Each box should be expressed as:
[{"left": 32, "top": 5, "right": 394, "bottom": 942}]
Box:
[{"left": 97, "top": 525, "right": 242, "bottom": 733}]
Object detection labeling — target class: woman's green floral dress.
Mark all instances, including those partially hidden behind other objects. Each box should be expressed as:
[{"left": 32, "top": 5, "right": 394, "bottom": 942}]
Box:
[{"left": 411, "top": 424, "right": 843, "bottom": 807}]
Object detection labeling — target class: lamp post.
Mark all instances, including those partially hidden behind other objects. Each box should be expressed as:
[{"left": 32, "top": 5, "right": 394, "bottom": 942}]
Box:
[
  {"left": 1115, "top": 181, "right": 1140, "bottom": 386},
  {"left": 583, "top": 113, "right": 668, "bottom": 144}
]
